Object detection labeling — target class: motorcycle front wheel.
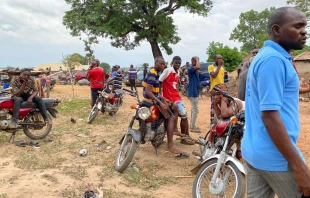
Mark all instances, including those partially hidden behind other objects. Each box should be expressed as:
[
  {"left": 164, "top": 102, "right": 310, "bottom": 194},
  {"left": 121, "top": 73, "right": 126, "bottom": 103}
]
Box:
[
  {"left": 192, "top": 158, "right": 246, "bottom": 198},
  {"left": 23, "top": 113, "right": 52, "bottom": 140},
  {"left": 114, "top": 134, "right": 138, "bottom": 173},
  {"left": 87, "top": 104, "right": 100, "bottom": 124}
]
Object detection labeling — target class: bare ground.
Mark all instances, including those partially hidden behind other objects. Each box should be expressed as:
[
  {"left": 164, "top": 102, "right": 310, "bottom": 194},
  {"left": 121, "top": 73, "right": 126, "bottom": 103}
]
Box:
[{"left": 0, "top": 84, "right": 309, "bottom": 198}]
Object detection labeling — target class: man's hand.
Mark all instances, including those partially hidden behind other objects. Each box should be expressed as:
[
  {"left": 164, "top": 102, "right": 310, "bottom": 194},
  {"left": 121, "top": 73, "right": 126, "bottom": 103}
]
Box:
[
  {"left": 294, "top": 164, "right": 310, "bottom": 196},
  {"left": 27, "top": 98, "right": 33, "bottom": 106}
]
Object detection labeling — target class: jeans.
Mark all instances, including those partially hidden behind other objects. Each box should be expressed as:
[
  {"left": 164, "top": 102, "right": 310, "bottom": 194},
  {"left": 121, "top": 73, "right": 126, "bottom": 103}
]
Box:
[
  {"left": 246, "top": 162, "right": 301, "bottom": 198},
  {"left": 13, "top": 95, "right": 49, "bottom": 121},
  {"left": 91, "top": 88, "right": 103, "bottom": 107},
  {"left": 129, "top": 79, "right": 137, "bottom": 91},
  {"left": 189, "top": 97, "right": 199, "bottom": 128}
]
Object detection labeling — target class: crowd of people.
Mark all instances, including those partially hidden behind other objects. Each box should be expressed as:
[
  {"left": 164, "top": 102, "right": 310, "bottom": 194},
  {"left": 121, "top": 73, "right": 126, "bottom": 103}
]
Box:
[{"left": 85, "top": 6, "right": 310, "bottom": 197}]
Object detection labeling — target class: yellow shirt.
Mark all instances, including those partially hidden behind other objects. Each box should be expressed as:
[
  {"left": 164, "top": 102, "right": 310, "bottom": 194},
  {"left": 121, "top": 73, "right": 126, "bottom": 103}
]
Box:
[{"left": 208, "top": 64, "right": 225, "bottom": 91}]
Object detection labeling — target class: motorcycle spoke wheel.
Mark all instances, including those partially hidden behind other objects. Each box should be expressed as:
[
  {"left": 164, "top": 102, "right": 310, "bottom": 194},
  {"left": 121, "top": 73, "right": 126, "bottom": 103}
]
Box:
[
  {"left": 87, "top": 105, "right": 99, "bottom": 124},
  {"left": 114, "top": 134, "right": 137, "bottom": 173},
  {"left": 192, "top": 159, "right": 245, "bottom": 198},
  {"left": 23, "top": 113, "right": 52, "bottom": 140}
]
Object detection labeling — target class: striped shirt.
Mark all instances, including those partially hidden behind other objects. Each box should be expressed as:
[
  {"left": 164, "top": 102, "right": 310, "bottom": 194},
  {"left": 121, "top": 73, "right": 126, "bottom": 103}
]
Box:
[
  {"left": 113, "top": 70, "right": 123, "bottom": 90},
  {"left": 128, "top": 68, "right": 137, "bottom": 79},
  {"left": 143, "top": 68, "right": 160, "bottom": 99},
  {"left": 11, "top": 76, "right": 37, "bottom": 95}
]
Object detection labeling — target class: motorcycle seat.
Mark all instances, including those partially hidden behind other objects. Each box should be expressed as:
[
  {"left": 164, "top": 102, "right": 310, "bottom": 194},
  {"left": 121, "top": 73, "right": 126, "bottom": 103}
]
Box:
[
  {"left": 114, "top": 89, "right": 124, "bottom": 97},
  {"left": 21, "top": 98, "right": 55, "bottom": 108}
]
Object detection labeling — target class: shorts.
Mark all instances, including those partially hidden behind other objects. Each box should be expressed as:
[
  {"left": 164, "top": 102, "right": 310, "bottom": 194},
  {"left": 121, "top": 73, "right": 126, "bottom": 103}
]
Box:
[{"left": 176, "top": 101, "right": 187, "bottom": 118}]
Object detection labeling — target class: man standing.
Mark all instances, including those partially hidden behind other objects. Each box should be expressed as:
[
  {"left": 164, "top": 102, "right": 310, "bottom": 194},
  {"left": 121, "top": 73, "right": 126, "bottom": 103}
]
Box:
[
  {"left": 208, "top": 54, "right": 225, "bottom": 120},
  {"left": 242, "top": 7, "right": 310, "bottom": 198},
  {"left": 187, "top": 56, "right": 201, "bottom": 133},
  {"left": 143, "top": 64, "right": 148, "bottom": 80},
  {"left": 87, "top": 60, "right": 105, "bottom": 107},
  {"left": 128, "top": 64, "right": 137, "bottom": 92},
  {"left": 144, "top": 56, "right": 188, "bottom": 157},
  {"left": 159, "top": 56, "right": 195, "bottom": 145},
  {"left": 11, "top": 68, "right": 52, "bottom": 128}
]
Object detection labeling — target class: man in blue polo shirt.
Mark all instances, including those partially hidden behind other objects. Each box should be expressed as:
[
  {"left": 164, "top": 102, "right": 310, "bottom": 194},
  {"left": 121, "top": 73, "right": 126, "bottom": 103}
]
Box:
[{"left": 241, "top": 7, "right": 309, "bottom": 198}]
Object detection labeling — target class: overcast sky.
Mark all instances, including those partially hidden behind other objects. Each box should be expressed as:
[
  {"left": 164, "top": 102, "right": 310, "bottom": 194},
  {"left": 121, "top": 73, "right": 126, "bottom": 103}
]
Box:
[{"left": 0, "top": 0, "right": 308, "bottom": 69}]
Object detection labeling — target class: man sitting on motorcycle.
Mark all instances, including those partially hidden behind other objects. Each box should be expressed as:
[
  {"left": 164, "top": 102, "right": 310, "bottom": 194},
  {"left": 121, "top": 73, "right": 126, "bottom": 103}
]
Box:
[
  {"left": 211, "top": 84, "right": 244, "bottom": 123},
  {"left": 144, "top": 56, "right": 188, "bottom": 158},
  {"left": 11, "top": 68, "right": 52, "bottom": 128}
]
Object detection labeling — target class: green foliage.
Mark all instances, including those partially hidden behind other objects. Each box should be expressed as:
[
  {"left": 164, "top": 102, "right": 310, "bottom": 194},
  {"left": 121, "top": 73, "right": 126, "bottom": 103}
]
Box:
[
  {"left": 62, "top": 53, "right": 89, "bottom": 70},
  {"left": 229, "top": 8, "right": 275, "bottom": 53},
  {"left": 63, "top": 0, "right": 215, "bottom": 58},
  {"left": 292, "top": 45, "right": 310, "bottom": 56},
  {"left": 206, "top": 41, "right": 242, "bottom": 72},
  {"left": 99, "top": 62, "right": 111, "bottom": 73},
  {"left": 287, "top": 0, "right": 310, "bottom": 20}
]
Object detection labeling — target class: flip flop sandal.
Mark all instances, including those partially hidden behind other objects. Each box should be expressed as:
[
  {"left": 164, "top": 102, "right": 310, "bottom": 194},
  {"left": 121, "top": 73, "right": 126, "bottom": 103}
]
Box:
[
  {"left": 190, "top": 127, "right": 202, "bottom": 133},
  {"left": 15, "top": 140, "right": 26, "bottom": 147},
  {"left": 176, "top": 135, "right": 190, "bottom": 140},
  {"left": 180, "top": 138, "right": 195, "bottom": 145},
  {"left": 175, "top": 152, "right": 189, "bottom": 159},
  {"left": 27, "top": 141, "right": 40, "bottom": 147}
]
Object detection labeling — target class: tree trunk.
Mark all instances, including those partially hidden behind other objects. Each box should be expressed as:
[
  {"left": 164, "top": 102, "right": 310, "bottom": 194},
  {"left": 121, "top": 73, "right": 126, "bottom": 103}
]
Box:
[{"left": 149, "top": 40, "right": 162, "bottom": 59}]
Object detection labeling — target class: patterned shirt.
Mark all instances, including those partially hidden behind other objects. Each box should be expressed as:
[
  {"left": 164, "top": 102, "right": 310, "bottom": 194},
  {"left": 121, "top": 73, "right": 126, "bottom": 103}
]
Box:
[
  {"left": 128, "top": 68, "right": 137, "bottom": 80},
  {"left": 11, "top": 76, "right": 37, "bottom": 95},
  {"left": 143, "top": 68, "right": 160, "bottom": 99},
  {"left": 113, "top": 70, "right": 123, "bottom": 90}
]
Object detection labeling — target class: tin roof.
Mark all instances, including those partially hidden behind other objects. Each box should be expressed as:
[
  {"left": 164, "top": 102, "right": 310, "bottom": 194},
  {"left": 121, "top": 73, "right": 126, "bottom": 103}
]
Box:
[{"left": 294, "top": 51, "right": 310, "bottom": 61}]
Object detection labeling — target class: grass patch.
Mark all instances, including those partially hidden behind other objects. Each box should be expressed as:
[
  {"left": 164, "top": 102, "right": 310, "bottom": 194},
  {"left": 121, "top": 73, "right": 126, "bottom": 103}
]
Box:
[
  {"left": 0, "top": 194, "right": 7, "bottom": 198},
  {"left": 58, "top": 98, "right": 90, "bottom": 118},
  {"left": 59, "top": 185, "right": 87, "bottom": 198},
  {"left": 62, "top": 165, "right": 88, "bottom": 180},
  {"left": 101, "top": 188, "right": 154, "bottom": 198},
  {"left": 42, "top": 174, "right": 58, "bottom": 183},
  {"left": 15, "top": 153, "right": 66, "bottom": 170},
  {"left": 123, "top": 165, "right": 175, "bottom": 190}
]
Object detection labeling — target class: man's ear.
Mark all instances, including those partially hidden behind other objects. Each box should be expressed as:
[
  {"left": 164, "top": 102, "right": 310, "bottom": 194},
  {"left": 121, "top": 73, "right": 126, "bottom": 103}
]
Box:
[{"left": 272, "top": 24, "right": 281, "bottom": 36}]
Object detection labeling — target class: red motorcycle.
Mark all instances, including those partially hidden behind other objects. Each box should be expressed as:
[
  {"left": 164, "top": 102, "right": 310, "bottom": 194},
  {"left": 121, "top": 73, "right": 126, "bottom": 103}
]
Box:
[
  {"left": 114, "top": 88, "right": 166, "bottom": 173},
  {"left": 0, "top": 88, "right": 60, "bottom": 140},
  {"left": 87, "top": 84, "right": 124, "bottom": 124}
]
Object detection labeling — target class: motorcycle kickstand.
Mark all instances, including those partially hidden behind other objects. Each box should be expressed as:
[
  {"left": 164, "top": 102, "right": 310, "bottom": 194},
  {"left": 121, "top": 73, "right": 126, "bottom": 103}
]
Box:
[{"left": 8, "top": 132, "right": 16, "bottom": 143}]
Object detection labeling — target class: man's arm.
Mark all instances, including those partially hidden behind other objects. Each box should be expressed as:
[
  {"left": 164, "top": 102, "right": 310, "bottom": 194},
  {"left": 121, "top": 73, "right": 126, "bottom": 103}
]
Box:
[
  {"left": 209, "top": 65, "right": 222, "bottom": 78},
  {"left": 12, "top": 81, "right": 26, "bottom": 97},
  {"left": 145, "top": 85, "right": 165, "bottom": 107},
  {"left": 238, "top": 73, "right": 246, "bottom": 100},
  {"left": 194, "top": 57, "right": 200, "bottom": 71},
  {"left": 262, "top": 111, "right": 310, "bottom": 194}
]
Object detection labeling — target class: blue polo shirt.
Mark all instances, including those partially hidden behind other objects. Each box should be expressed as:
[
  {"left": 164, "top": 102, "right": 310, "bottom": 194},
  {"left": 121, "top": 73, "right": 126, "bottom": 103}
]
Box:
[
  {"left": 187, "top": 65, "right": 200, "bottom": 97},
  {"left": 241, "top": 40, "right": 303, "bottom": 171}
]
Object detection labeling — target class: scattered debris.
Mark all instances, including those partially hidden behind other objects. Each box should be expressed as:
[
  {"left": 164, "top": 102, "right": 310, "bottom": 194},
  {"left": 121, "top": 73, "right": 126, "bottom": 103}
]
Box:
[
  {"left": 79, "top": 149, "right": 88, "bottom": 156},
  {"left": 133, "top": 167, "right": 139, "bottom": 172},
  {"left": 80, "top": 190, "right": 101, "bottom": 198},
  {"left": 71, "top": 117, "right": 76, "bottom": 124},
  {"left": 94, "top": 140, "right": 108, "bottom": 147},
  {"left": 106, "top": 146, "right": 112, "bottom": 150}
]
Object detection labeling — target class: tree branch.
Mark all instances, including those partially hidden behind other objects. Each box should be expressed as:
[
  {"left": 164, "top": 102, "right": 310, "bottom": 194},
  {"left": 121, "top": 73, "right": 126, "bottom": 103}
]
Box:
[{"left": 157, "top": 0, "right": 174, "bottom": 14}]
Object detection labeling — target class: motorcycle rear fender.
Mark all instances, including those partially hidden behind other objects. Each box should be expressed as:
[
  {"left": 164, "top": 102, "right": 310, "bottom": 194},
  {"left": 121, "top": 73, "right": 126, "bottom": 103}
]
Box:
[
  {"left": 119, "top": 128, "right": 141, "bottom": 144},
  {"left": 190, "top": 154, "right": 246, "bottom": 175},
  {"left": 47, "top": 108, "right": 58, "bottom": 118}
]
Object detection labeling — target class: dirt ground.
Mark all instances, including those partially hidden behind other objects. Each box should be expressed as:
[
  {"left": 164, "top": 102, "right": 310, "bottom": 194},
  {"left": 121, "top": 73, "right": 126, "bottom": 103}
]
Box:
[{"left": 0, "top": 83, "right": 309, "bottom": 198}]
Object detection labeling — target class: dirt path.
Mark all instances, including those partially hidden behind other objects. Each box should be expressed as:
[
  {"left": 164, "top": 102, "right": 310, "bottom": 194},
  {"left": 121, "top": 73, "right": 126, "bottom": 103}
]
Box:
[{"left": 0, "top": 85, "right": 309, "bottom": 198}]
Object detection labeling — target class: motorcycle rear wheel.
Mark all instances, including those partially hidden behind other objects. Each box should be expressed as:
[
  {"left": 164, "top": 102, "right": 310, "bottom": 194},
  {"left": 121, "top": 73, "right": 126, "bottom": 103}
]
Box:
[
  {"left": 23, "top": 113, "right": 52, "bottom": 140},
  {"left": 87, "top": 104, "right": 99, "bottom": 124},
  {"left": 192, "top": 158, "right": 246, "bottom": 198},
  {"left": 114, "top": 134, "right": 138, "bottom": 173},
  {"left": 181, "top": 86, "right": 188, "bottom": 97}
]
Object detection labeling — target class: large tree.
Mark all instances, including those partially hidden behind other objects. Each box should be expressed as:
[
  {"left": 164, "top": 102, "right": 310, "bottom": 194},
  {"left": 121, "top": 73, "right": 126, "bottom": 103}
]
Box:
[
  {"left": 206, "top": 41, "right": 242, "bottom": 72},
  {"left": 287, "top": 0, "right": 310, "bottom": 20},
  {"left": 63, "top": 0, "right": 214, "bottom": 58},
  {"left": 99, "top": 62, "right": 111, "bottom": 73},
  {"left": 229, "top": 8, "right": 275, "bottom": 53},
  {"left": 62, "top": 53, "right": 89, "bottom": 70}
]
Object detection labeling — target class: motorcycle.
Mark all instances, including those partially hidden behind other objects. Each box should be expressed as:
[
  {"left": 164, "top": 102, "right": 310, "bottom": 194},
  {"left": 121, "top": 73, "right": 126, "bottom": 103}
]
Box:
[
  {"left": 0, "top": 88, "right": 60, "bottom": 140},
  {"left": 191, "top": 87, "right": 246, "bottom": 198},
  {"left": 114, "top": 88, "right": 166, "bottom": 173},
  {"left": 179, "top": 75, "right": 188, "bottom": 97},
  {"left": 179, "top": 78, "right": 210, "bottom": 97},
  {"left": 58, "top": 73, "right": 75, "bottom": 85},
  {"left": 87, "top": 84, "right": 125, "bottom": 124}
]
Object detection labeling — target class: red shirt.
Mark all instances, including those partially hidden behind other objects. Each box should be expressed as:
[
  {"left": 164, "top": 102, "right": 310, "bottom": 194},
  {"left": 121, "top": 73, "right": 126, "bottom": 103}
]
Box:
[
  {"left": 88, "top": 67, "right": 105, "bottom": 88},
  {"left": 159, "top": 67, "right": 181, "bottom": 102}
]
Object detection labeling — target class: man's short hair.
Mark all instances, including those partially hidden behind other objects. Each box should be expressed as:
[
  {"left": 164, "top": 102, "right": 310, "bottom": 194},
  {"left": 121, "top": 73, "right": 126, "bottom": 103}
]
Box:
[
  {"left": 154, "top": 56, "right": 164, "bottom": 63},
  {"left": 21, "top": 68, "right": 31, "bottom": 73},
  {"left": 267, "top": 7, "right": 297, "bottom": 35},
  {"left": 172, "top": 56, "right": 181, "bottom": 62}
]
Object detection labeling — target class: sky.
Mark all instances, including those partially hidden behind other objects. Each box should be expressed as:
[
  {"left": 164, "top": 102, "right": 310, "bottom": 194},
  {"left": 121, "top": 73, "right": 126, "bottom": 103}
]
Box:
[{"left": 0, "top": 0, "right": 308, "bottom": 69}]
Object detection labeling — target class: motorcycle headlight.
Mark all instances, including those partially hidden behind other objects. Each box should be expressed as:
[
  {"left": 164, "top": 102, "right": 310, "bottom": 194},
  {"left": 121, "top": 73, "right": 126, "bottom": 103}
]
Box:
[{"left": 138, "top": 107, "right": 151, "bottom": 120}]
